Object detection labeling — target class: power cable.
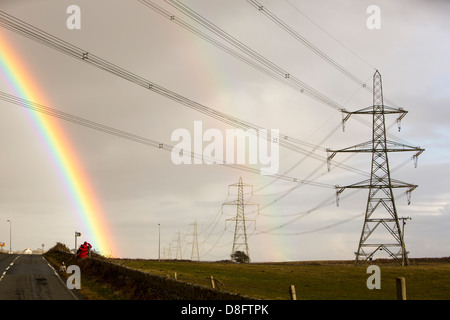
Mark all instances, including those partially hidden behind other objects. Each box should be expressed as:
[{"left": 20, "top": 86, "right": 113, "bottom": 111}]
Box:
[
  {"left": 160, "top": 0, "right": 411, "bottom": 145},
  {"left": 0, "top": 9, "right": 333, "bottom": 160},
  {"left": 248, "top": 0, "right": 403, "bottom": 110},
  {"left": 0, "top": 90, "right": 335, "bottom": 189},
  {"left": 0, "top": 10, "right": 367, "bottom": 184}
]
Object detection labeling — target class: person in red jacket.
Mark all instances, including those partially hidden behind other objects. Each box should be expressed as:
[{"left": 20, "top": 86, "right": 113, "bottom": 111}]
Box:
[{"left": 76, "top": 241, "right": 92, "bottom": 260}]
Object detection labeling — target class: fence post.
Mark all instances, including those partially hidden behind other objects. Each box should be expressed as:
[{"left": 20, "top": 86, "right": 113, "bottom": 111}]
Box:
[
  {"left": 396, "top": 277, "right": 406, "bottom": 300},
  {"left": 289, "top": 285, "right": 297, "bottom": 300},
  {"left": 210, "top": 276, "right": 215, "bottom": 289}
]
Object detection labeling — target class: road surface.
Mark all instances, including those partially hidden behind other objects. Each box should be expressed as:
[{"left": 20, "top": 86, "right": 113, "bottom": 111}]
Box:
[{"left": 0, "top": 254, "right": 78, "bottom": 300}]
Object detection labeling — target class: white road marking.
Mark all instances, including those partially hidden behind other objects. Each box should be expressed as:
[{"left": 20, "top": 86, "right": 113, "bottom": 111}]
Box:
[
  {"left": 42, "top": 256, "right": 79, "bottom": 300},
  {"left": 0, "top": 255, "right": 20, "bottom": 282}
]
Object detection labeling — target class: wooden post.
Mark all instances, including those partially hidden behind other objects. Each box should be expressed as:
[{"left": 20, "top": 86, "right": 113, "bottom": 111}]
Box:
[
  {"left": 289, "top": 285, "right": 297, "bottom": 300},
  {"left": 215, "top": 279, "right": 225, "bottom": 291},
  {"left": 210, "top": 276, "right": 215, "bottom": 289},
  {"left": 396, "top": 277, "right": 406, "bottom": 300},
  {"left": 174, "top": 272, "right": 177, "bottom": 280}
]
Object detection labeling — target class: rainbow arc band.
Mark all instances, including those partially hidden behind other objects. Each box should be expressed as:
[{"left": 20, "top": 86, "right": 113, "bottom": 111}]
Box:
[{"left": 0, "top": 30, "right": 116, "bottom": 257}]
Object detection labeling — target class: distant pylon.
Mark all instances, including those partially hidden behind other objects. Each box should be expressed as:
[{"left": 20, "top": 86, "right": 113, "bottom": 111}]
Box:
[
  {"left": 189, "top": 221, "right": 200, "bottom": 261},
  {"left": 327, "top": 71, "right": 424, "bottom": 265},
  {"left": 223, "top": 177, "right": 258, "bottom": 261},
  {"left": 175, "top": 231, "right": 183, "bottom": 260},
  {"left": 166, "top": 242, "right": 172, "bottom": 260}
]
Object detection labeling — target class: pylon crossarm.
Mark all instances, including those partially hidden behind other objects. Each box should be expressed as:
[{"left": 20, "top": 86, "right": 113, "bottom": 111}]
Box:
[
  {"left": 334, "top": 179, "right": 371, "bottom": 190},
  {"left": 342, "top": 105, "right": 407, "bottom": 117},
  {"left": 327, "top": 141, "right": 373, "bottom": 155},
  {"left": 329, "top": 141, "right": 423, "bottom": 155},
  {"left": 337, "top": 179, "right": 417, "bottom": 190},
  {"left": 390, "top": 179, "right": 418, "bottom": 190},
  {"left": 385, "top": 140, "right": 424, "bottom": 152},
  {"left": 223, "top": 200, "right": 258, "bottom": 206}
]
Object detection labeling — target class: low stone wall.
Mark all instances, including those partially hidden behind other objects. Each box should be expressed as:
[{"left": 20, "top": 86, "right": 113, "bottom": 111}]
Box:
[{"left": 45, "top": 250, "right": 255, "bottom": 300}]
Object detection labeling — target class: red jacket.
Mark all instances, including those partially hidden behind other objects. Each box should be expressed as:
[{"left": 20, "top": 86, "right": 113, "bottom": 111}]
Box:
[{"left": 78, "top": 242, "right": 92, "bottom": 258}]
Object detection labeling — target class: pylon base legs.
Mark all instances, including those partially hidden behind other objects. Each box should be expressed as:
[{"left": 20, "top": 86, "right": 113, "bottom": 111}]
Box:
[{"left": 355, "top": 244, "right": 409, "bottom": 265}]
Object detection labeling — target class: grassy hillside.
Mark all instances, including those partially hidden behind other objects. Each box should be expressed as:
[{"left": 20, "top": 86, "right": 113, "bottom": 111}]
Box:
[
  {"left": 112, "top": 258, "right": 450, "bottom": 300},
  {"left": 45, "top": 243, "right": 450, "bottom": 300}
]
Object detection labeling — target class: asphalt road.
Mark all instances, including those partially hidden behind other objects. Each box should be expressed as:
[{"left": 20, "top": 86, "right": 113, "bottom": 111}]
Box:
[{"left": 0, "top": 254, "right": 78, "bottom": 300}]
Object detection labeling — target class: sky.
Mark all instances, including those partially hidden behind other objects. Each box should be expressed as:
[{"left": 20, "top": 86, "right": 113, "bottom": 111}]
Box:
[{"left": 0, "top": 0, "right": 448, "bottom": 262}]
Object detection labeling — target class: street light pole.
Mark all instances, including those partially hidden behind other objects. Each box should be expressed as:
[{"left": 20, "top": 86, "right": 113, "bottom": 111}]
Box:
[
  {"left": 6, "top": 220, "right": 11, "bottom": 254},
  {"left": 158, "top": 223, "right": 161, "bottom": 262}
]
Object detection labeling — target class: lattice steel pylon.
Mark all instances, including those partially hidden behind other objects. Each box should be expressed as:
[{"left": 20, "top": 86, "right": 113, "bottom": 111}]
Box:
[
  {"left": 223, "top": 177, "right": 258, "bottom": 261},
  {"left": 174, "top": 231, "right": 183, "bottom": 260},
  {"left": 189, "top": 221, "right": 200, "bottom": 261},
  {"left": 327, "top": 71, "right": 424, "bottom": 265}
]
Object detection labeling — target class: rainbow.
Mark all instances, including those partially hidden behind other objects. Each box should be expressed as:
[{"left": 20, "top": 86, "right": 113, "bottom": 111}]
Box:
[{"left": 0, "top": 30, "right": 116, "bottom": 256}]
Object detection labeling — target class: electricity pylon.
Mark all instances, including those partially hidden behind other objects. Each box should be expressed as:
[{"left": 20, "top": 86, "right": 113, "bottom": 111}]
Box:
[
  {"left": 223, "top": 177, "right": 258, "bottom": 261},
  {"left": 174, "top": 231, "right": 183, "bottom": 260},
  {"left": 188, "top": 221, "right": 200, "bottom": 261},
  {"left": 327, "top": 70, "right": 424, "bottom": 265}
]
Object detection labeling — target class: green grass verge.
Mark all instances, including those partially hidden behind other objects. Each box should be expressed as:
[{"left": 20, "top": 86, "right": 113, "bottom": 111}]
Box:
[{"left": 111, "top": 259, "right": 450, "bottom": 300}]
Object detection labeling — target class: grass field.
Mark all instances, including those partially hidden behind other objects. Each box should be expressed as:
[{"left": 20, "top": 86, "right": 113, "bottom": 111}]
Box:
[{"left": 111, "top": 258, "right": 450, "bottom": 300}]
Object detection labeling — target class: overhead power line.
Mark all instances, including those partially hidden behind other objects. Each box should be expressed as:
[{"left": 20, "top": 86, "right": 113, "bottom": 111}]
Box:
[
  {"left": 283, "top": 0, "right": 377, "bottom": 70},
  {"left": 0, "top": 8, "right": 373, "bottom": 239},
  {"left": 136, "top": 1, "right": 373, "bottom": 178},
  {"left": 158, "top": 0, "right": 410, "bottom": 145},
  {"left": 248, "top": 0, "right": 370, "bottom": 87},
  {"left": 0, "top": 91, "right": 165, "bottom": 149},
  {"left": 161, "top": 0, "right": 344, "bottom": 112},
  {"left": 145, "top": 0, "right": 408, "bottom": 169},
  {"left": 1, "top": 90, "right": 362, "bottom": 241},
  {"left": 0, "top": 10, "right": 367, "bottom": 179},
  {"left": 0, "top": 90, "right": 334, "bottom": 189},
  {"left": 247, "top": 0, "right": 402, "bottom": 110},
  {"left": 0, "top": 10, "right": 324, "bottom": 157}
]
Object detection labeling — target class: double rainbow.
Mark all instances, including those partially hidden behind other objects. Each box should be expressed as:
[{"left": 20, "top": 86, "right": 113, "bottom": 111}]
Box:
[{"left": 0, "top": 30, "right": 116, "bottom": 256}]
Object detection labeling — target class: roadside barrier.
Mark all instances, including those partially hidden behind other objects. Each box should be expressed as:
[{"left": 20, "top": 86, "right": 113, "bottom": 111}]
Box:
[{"left": 45, "top": 250, "right": 255, "bottom": 300}]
